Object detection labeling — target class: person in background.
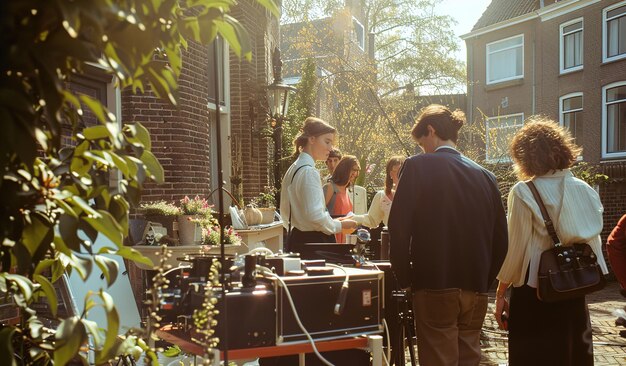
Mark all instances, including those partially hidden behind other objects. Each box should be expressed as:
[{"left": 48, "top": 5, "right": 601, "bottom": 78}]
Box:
[
  {"left": 494, "top": 118, "right": 608, "bottom": 365},
  {"left": 607, "top": 214, "right": 626, "bottom": 296},
  {"left": 354, "top": 156, "right": 405, "bottom": 228},
  {"left": 324, "top": 147, "right": 342, "bottom": 182},
  {"left": 389, "top": 104, "right": 508, "bottom": 365},
  {"left": 323, "top": 155, "right": 360, "bottom": 243},
  {"left": 279, "top": 117, "right": 357, "bottom": 253}
]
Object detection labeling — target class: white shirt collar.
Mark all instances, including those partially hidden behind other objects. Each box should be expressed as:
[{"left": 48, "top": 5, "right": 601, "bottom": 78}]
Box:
[{"left": 435, "top": 145, "right": 458, "bottom": 152}]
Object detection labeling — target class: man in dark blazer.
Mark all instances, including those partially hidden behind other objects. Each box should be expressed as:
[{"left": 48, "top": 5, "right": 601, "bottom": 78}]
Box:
[{"left": 389, "top": 104, "right": 508, "bottom": 365}]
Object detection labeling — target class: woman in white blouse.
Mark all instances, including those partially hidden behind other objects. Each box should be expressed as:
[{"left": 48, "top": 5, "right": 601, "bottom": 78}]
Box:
[
  {"left": 354, "top": 156, "right": 405, "bottom": 228},
  {"left": 494, "top": 118, "right": 608, "bottom": 366},
  {"left": 280, "top": 117, "right": 357, "bottom": 252}
]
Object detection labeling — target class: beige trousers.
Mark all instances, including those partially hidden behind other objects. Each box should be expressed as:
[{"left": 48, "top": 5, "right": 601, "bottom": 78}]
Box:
[{"left": 412, "top": 289, "right": 488, "bottom": 366}]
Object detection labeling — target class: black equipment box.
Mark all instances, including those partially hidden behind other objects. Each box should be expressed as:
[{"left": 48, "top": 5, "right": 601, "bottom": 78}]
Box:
[
  {"left": 275, "top": 267, "right": 384, "bottom": 344},
  {"left": 190, "top": 284, "right": 276, "bottom": 350}
]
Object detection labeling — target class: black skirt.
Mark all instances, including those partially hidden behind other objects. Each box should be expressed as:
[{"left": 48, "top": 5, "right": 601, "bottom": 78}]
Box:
[
  {"left": 286, "top": 227, "right": 335, "bottom": 253},
  {"left": 508, "top": 284, "right": 593, "bottom": 366}
]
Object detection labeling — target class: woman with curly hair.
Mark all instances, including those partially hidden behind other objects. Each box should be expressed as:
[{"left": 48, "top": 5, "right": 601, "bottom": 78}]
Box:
[{"left": 494, "top": 117, "right": 608, "bottom": 365}]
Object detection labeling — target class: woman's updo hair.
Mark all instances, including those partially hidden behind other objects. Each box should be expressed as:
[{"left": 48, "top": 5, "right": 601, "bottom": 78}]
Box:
[
  {"left": 411, "top": 104, "right": 465, "bottom": 143},
  {"left": 509, "top": 116, "right": 581, "bottom": 180},
  {"left": 292, "top": 117, "right": 337, "bottom": 157}
]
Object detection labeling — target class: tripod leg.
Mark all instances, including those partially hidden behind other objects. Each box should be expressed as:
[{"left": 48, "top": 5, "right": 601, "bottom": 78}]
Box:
[{"left": 405, "top": 323, "right": 417, "bottom": 366}]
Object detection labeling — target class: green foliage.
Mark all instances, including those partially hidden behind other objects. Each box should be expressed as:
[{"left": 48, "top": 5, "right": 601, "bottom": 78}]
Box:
[
  {"left": 0, "top": 0, "right": 278, "bottom": 364},
  {"left": 250, "top": 186, "right": 278, "bottom": 208},
  {"left": 141, "top": 200, "right": 182, "bottom": 216},
  {"left": 192, "top": 259, "right": 221, "bottom": 362},
  {"left": 201, "top": 226, "right": 242, "bottom": 246},
  {"left": 284, "top": 58, "right": 318, "bottom": 157},
  {"left": 571, "top": 162, "right": 609, "bottom": 187}
]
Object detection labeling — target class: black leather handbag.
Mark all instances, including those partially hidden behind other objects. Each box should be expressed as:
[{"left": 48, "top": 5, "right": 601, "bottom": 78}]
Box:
[{"left": 527, "top": 181, "right": 606, "bottom": 303}]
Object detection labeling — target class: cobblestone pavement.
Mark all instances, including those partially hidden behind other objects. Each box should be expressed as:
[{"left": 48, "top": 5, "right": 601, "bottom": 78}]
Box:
[
  {"left": 404, "top": 282, "right": 626, "bottom": 365},
  {"left": 479, "top": 281, "right": 626, "bottom": 365}
]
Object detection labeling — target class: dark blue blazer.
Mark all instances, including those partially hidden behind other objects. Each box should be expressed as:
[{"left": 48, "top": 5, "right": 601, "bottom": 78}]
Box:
[{"left": 388, "top": 148, "right": 508, "bottom": 292}]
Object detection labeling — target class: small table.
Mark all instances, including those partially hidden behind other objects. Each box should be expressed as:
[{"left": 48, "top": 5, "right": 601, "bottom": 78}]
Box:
[
  {"left": 157, "top": 325, "right": 383, "bottom": 366},
  {"left": 235, "top": 221, "right": 284, "bottom": 253}
]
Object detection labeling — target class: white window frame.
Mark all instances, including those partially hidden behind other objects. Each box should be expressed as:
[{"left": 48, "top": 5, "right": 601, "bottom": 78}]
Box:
[
  {"left": 485, "top": 113, "right": 525, "bottom": 163},
  {"left": 603, "top": 1, "right": 626, "bottom": 63},
  {"left": 352, "top": 16, "right": 365, "bottom": 51},
  {"left": 602, "top": 81, "right": 626, "bottom": 158},
  {"left": 486, "top": 34, "right": 524, "bottom": 85},
  {"left": 559, "top": 92, "right": 584, "bottom": 159},
  {"left": 559, "top": 18, "right": 584, "bottom": 74},
  {"left": 207, "top": 39, "right": 232, "bottom": 203}
]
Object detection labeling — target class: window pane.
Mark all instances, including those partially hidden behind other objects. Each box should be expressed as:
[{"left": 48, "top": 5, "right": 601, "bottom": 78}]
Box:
[
  {"left": 607, "top": 102, "right": 626, "bottom": 153},
  {"left": 563, "top": 111, "right": 583, "bottom": 146},
  {"left": 607, "top": 5, "right": 626, "bottom": 19},
  {"left": 208, "top": 37, "right": 225, "bottom": 106},
  {"left": 607, "top": 16, "right": 626, "bottom": 58},
  {"left": 564, "top": 30, "right": 583, "bottom": 69},
  {"left": 486, "top": 116, "right": 523, "bottom": 160},
  {"left": 488, "top": 36, "right": 523, "bottom": 53},
  {"left": 563, "top": 21, "right": 582, "bottom": 34},
  {"left": 563, "top": 96, "right": 582, "bottom": 111},
  {"left": 607, "top": 85, "right": 626, "bottom": 102},
  {"left": 489, "top": 47, "right": 522, "bottom": 82}
]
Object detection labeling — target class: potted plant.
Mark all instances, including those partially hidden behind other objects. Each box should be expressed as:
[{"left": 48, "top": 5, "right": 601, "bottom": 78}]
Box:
[
  {"left": 140, "top": 201, "right": 181, "bottom": 244},
  {"left": 178, "top": 195, "right": 214, "bottom": 245},
  {"left": 201, "top": 225, "right": 243, "bottom": 247},
  {"left": 250, "top": 186, "right": 277, "bottom": 224}
]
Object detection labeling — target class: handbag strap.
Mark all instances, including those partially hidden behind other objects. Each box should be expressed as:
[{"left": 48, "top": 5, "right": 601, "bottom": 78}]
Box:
[{"left": 526, "top": 181, "right": 561, "bottom": 247}]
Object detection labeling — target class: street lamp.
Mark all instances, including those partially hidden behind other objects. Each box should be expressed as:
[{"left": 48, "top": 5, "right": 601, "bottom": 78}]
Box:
[{"left": 267, "top": 47, "right": 296, "bottom": 203}]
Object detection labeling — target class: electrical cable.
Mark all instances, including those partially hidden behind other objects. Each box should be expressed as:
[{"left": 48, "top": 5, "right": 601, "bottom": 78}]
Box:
[
  {"left": 382, "top": 318, "right": 391, "bottom": 366},
  {"left": 257, "top": 266, "right": 335, "bottom": 366},
  {"left": 326, "top": 264, "right": 350, "bottom": 315}
]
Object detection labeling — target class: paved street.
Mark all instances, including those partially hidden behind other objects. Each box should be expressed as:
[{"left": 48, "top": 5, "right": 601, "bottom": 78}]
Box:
[{"left": 479, "top": 281, "right": 626, "bottom": 365}]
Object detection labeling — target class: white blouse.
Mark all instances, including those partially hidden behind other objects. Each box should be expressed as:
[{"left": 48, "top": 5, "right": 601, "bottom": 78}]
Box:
[
  {"left": 280, "top": 152, "right": 342, "bottom": 235},
  {"left": 354, "top": 190, "right": 393, "bottom": 228},
  {"left": 497, "top": 170, "right": 608, "bottom": 288}
]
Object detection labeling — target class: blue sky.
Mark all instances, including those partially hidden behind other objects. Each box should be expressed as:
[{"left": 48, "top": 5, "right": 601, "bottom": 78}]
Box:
[{"left": 437, "top": 0, "right": 492, "bottom": 63}]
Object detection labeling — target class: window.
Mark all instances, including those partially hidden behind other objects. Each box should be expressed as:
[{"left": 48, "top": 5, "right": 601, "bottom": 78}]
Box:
[
  {"left": 485, "top": 113, "right": 524, "bottom": 162},
  {"left": 560, "top": 19, "right": 583, "bottom": 73},
  {"left": 559, "top": 93, "right": 583, "bottom": 150},
  {"left": 208, "top": 37, "right": 227, "bottom": 106},
  {"left": 603, "top": 82, "right": 626, "bottom": 158},
  {"left": 352, "top": 17, "right": 365, "bottom": 50},
  {"left": 603, "top": 2, "right": 626, "bottom": 62},
  {"left": 486, "top": 35, "right": 524, "bottom": 84}
]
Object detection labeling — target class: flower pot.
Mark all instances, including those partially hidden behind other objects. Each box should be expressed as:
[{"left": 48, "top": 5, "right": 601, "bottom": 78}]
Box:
[
  {"left": 177, "top": 215, "right": 202, "bottom": 245},
  {"left": 258, "top": 207, "right": 276, "bottom": 224}
]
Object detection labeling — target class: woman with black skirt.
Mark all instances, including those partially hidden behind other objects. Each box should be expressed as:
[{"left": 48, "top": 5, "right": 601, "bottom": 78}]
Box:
[
  {"left": 280, "top": 117, "right": 357, "bottom": 253},
  {"left": 493, "top": 118, "right": 608, "bottom": 365}
]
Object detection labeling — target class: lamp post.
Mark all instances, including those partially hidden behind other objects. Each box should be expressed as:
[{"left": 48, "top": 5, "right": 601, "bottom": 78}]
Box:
[{"left": 267, "top": 47, "right": 296, "bottom": 204}]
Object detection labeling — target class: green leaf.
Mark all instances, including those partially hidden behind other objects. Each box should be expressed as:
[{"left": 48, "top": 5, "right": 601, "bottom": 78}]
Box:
[
  {"left": 34, "top": 274, "right": 58, "bottom": 317},
  {"left": 140, "top": 150, "right": 164, "bottom": 183},
  {"left": 95, "top": 291, "right": 120, "bottom": 364},
  {"left": 84, "top": 210, "right": 124, "bottom": 247},
  {"left": 94, "top": 255, "right": 119, "bottom": 288},
  {"left": 107, "top": 151, "right": 130, "bottom": 177},
  {"left": 0, "top": 327, "right": 17, "bottom": 366},
  {"left": 82, "top": 125, "right": 111, "bottom": 140},
  {"left": 256, "top": 0, "right": 280, "bottom": 18},
  {"left": 82, "top": 319, "right": 104, "bottom": 349},
  {"left": 4, "top": 274, "right": 35, "bottom": 302},
  {"left": 69, "top": 196, "right": 99, "bottom": 217},
  {"left": 69, "top": 253, "right": 94, "bottom": 281},
  {"left": 59, "top": 214, "right": 82, "bottom": 251},
  {"left": 133, "top": 122, "right": 151, "bottom": 150},
  {"left": 99, "top": 246, "right": 154, "bottom": 268},
  {"left": 79, "top": 94, "right": 108, "bottom": 123},
  {"left": 21, "top": 212, "right": 54, "bottom": 257},
  {"left": 34, "top": 259, "right": 56, "bottom": 277},
  {"left": 55, "top": 317, "right": 87, "bottom": 366}
]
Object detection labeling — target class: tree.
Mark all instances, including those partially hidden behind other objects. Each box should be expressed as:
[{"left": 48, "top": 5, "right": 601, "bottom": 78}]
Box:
[
  {"left": 0, "top": 0, "right": 277, "bottom": 364},
  {"left": 280, "top": 0, "right": 462, "bottom": 188}
]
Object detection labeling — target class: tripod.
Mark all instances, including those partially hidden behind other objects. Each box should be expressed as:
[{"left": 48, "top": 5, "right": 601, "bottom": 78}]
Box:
[{"left": 391, "top": 290, "right": 417, "bottom": 366}]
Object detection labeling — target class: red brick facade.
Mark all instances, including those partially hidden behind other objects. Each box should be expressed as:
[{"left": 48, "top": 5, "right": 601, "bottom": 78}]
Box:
[{"left": 465, "top": 0, "right": 626, "bottom": 248}]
